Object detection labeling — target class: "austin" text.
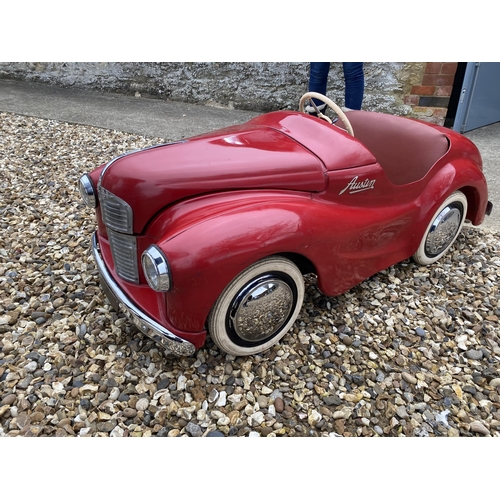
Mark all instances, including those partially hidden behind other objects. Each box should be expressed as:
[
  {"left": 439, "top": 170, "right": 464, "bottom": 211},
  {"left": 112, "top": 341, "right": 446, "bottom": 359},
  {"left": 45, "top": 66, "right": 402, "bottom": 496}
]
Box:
[{"left": 339, "top": 176, "right": 376, "bottom": 195}]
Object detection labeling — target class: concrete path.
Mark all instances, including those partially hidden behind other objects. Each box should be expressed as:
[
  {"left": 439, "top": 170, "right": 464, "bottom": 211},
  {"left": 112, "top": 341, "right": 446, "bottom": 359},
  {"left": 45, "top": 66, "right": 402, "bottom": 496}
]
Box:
[{"left": 464, "top": 123, "right": 500, "bottom": 233}]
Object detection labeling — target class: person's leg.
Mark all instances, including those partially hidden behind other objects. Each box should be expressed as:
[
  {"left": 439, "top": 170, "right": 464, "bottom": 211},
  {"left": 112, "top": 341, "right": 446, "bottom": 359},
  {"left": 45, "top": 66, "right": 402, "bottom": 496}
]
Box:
[
  {"left": 308, "top": 62, "right": 330, "bottom": 107},
  {"left": 343, "top": 62, "right": 364, "bottom": 110}
]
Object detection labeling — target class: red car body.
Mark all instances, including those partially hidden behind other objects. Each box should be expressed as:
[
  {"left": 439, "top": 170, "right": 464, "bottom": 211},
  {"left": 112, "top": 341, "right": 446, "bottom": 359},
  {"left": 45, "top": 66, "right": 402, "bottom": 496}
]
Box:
[{"left": 80, "top": 108, "right": 491, "bottom": 357}]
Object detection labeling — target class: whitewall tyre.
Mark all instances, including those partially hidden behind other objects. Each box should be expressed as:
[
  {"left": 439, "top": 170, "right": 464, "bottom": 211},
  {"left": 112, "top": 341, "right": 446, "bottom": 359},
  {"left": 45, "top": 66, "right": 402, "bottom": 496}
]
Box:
[
  {"left": 413, "top": 191, "right": 468, "bottom": 265},
  {"left": 208, "top": 256, "right": 304, "bottom": 356}
]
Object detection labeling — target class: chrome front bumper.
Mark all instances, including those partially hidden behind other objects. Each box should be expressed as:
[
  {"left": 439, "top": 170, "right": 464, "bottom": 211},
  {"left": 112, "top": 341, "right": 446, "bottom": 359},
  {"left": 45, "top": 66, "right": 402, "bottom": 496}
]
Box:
[{"left": 91, "top": 232, "right": 196, "bottom": 356}]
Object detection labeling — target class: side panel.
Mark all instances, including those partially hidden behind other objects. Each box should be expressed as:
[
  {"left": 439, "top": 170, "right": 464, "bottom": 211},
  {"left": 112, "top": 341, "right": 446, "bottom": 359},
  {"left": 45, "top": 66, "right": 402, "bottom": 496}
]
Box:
[
  {"left": 150, "top": 157, "right": 489, "bottom": 334},
  {"left": 150, "top": 192, "right": 421, "bottom": 333}
]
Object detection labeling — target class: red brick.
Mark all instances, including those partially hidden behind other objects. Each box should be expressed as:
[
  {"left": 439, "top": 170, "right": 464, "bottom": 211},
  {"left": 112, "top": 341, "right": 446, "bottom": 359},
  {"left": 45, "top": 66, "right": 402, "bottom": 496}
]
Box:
[
  {"left": 411, "top": 85, "right": 436, "bottom": 96},
  {"left": 425, "top": 62, "right": 442, "bottom": 74},
  {"left": 422, "top": 74, "right": 455, "bottom": 86},
  {"left": 441, "top": 62, "right": 458, "bottom": 75},
  {"left": 431, "top": 107, "right": 448, "bottom": 118},
  {"left": 404, "top": 95, "right": 420, "bottom": 105},
  {"left": 436, "top": 86, "right": 453, "bottom": 97}
]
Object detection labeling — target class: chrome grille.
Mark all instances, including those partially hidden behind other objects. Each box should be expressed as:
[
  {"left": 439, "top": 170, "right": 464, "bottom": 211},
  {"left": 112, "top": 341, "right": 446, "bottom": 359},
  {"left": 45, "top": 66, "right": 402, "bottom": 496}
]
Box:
[
  {"left": 99, "top": 187, "right": 133, "bottom": 234},
  {"left": 108, "top": 230, "right": 139, "bottom": 283}
]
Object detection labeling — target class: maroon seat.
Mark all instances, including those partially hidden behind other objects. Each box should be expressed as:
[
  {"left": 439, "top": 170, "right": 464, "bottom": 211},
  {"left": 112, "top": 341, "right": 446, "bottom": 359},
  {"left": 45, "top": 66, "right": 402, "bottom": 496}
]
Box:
[{"left": 338, "top": 111, "right": 450, "bottom": 185}]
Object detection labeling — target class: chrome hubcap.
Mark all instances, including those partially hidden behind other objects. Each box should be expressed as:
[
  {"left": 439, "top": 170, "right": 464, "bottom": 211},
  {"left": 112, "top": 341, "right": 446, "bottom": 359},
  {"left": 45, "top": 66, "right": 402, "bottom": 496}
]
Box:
[
  {"left": 425, "top": 204, "right": 462, "bottom": 257},
  {"left": 229, "top": 276, "right": 294, "bottom": 343}
]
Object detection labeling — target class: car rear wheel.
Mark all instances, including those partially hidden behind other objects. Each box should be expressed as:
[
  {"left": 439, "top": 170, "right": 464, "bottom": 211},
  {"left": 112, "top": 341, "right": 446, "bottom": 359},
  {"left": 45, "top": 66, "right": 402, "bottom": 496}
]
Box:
[
  {"left": 413, "top": 191, "right": 468, "bottom": 265},
  {"left": 208, "top": 256, "right": 304, "bottom": 356}
]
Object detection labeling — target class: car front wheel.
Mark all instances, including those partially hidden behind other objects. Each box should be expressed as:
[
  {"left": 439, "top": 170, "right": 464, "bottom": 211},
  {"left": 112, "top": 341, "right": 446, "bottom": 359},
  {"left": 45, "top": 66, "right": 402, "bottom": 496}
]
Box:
[
  {"left": 208, "top": 256, "right": 305, "bottom": 356},
  {"left": 413, "top": 191, "right": 468, "bottom": 265}
]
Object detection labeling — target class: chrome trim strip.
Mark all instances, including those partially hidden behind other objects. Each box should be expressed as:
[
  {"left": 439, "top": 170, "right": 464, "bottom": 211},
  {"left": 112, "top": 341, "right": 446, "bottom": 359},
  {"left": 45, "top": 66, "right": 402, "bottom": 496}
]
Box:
[{"left": 92, "top": 232, "right": 196, "bottom": 356}]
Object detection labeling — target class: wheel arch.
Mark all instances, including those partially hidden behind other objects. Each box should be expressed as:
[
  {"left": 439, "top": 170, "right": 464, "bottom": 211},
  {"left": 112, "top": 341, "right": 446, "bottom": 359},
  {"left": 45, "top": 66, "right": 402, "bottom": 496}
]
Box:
[
  {"left": 441, "top": 158, "right": 489, "bottom": 226},
  {"left": 276, "top": 251, "right": 317, "bottom": 276},
  {"left": 459, "top": 185, "right": 487, "bottom": 225}
]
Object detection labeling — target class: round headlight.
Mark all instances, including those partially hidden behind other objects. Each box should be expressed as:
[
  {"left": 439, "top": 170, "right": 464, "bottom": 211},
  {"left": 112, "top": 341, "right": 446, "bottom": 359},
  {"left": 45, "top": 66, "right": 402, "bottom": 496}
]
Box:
[
  {"left": 78, "top": 174, "right": 97, "bottom": 208},
  {"left": 142, "top": 245, "right": 171, "bottom": 291}
]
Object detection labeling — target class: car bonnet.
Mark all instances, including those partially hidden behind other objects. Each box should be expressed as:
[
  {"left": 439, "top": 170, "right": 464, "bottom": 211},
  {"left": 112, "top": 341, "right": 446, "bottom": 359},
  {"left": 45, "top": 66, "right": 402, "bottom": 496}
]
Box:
[{"left": 99, "top": 121, "right": 327, "bottom": 233}]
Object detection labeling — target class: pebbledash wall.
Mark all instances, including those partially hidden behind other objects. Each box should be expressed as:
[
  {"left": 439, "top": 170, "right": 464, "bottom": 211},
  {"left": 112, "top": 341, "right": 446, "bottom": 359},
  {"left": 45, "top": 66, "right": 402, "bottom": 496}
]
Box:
[{"left": 0, "top": 62, "right": 458, "bottom": 125}]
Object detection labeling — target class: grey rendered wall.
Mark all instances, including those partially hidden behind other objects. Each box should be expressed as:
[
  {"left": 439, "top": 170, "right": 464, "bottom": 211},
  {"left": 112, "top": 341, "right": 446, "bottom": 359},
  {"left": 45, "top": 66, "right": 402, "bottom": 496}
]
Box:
[{"left": 0, "top": 62, "right": 420, "bottom": 115}]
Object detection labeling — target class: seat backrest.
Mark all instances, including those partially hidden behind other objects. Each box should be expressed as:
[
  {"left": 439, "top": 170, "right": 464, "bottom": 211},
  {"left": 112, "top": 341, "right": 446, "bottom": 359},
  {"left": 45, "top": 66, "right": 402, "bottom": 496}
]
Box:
[{"left": 340, "top": 111, "right": 449, "bottom": 185}]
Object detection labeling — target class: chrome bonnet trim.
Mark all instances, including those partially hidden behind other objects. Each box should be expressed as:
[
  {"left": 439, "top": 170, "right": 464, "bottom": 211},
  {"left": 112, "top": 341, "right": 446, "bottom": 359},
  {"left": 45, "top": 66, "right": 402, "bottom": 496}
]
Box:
[{"left": 92, "top": 232, "right": 195, "bottom": 356}]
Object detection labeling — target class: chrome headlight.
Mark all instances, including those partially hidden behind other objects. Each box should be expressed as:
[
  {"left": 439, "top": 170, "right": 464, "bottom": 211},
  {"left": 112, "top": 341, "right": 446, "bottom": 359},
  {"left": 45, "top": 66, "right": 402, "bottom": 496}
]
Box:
[
  {"left": 142, "top": 245, "right": 171, "bottom": 291},
  {"left": 78, "top": 174, "right": 97, "bottom": 208}
]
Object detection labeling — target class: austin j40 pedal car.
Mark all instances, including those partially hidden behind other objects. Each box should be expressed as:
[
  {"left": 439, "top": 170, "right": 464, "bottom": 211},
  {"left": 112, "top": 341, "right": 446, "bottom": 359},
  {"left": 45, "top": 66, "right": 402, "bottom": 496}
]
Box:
[{"left": 78, "top": 92, "right": 493, "bottom": 357}]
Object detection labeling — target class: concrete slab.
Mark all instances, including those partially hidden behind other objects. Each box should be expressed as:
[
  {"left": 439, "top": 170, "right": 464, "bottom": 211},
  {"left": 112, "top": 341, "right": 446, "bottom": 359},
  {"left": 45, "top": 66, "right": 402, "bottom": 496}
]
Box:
[
  {"left": 464, "top": 123, "right": 500, "bottom": 233},
  {"left": 0, "top": 79, "right": 259, "bottom": 140}
]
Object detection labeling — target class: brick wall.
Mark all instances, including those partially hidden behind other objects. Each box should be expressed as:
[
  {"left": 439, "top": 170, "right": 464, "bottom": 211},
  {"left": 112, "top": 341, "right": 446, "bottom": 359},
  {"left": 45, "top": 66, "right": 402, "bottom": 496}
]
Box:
[{"left": 404, "top": 62, "right": 458, "bottom": 125}]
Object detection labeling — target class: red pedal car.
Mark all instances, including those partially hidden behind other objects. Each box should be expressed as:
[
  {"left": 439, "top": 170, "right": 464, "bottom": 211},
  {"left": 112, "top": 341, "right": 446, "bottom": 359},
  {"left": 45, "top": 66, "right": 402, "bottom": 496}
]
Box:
[{"left": 78, "top": 92, "right": 492, "bottom": 357}]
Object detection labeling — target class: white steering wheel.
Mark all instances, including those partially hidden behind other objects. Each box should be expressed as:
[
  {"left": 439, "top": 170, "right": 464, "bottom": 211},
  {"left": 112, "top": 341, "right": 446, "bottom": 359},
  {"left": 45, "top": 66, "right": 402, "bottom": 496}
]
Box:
[{"left": 299, "top": 91, "right": 354, "bottom": 137}]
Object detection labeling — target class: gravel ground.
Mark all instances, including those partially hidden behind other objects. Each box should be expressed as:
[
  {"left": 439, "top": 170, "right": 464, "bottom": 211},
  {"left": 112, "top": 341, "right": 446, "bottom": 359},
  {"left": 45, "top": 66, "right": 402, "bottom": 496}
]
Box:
[{"left": 1, "top": 111, "right": 499, "bottom": 437}]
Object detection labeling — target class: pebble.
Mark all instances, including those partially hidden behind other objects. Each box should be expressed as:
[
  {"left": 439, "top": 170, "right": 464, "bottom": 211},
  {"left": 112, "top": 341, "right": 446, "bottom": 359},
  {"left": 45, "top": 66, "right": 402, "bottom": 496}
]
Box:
[
  {"left": 396, "top": 406, "right": 409, "bottom": 419},
  {"left": 109, "top": 387, "right": 120, "bottom": 400},
  {"left": 333, "top": 408, "right": 352, "bottom": 420},
  {"left": 249, "top": 411, "right": 265, "bottom": 426},
  {"left": 308, "top": 410, "right": 322, "bottom": 426},
  {"left": 465, "top": 350, "right": 484, "bottom": 360},
  {"left": 206, "top": 430, "right": 225, "bottom": 437},
  {"left": 30, "top": 412, "right": 45, "bottom": 423},
  {"left": 24, "top": 361, "right": 38, "bottom": 373},
  {"left": 1, "top": 394, "right": 17, "bottom": 407},
  {"left": 135, "top": 398, "right": 149, "bottom": 411},
  {"left": 0, "top": 112, "right": 498, "bottom": 438},
  {"left": 470, "top": 421, "right": 490, "bottom": 436},
  {"left": 110, "top": 426, "right": 125, "bottom": 437},
  {"left": 415, "top": 328, "right": 427, "bottom": 338},
  {"left": 402, "top": 372, "right": 417, "bottom": 385},
  {"left": 490, "top": 378, "right": 500, "bottom": 388},
  {"left": 257, "top": 395, "right": 268, "bottom": 408},
  {"left": 274, "top": 398, "right": 284, "bottom": 413},
  {"left": 186, "top": 422, "right": 203, "bottom": 437},
  {"left": 123, "top": 408, "right": 137, "bottom": 419},
  {"left": 216, "top": 391, "right": 227, "bottom": 407},
  {"left": 208, "top": 389, "right": 219, "bottom": 403}
]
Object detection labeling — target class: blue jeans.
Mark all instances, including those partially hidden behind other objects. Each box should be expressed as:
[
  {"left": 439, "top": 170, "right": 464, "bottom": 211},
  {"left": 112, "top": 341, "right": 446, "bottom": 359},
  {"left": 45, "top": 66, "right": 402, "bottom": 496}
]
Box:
[{"left": 308, "top": 62, "right": 364, "bottom": 110}]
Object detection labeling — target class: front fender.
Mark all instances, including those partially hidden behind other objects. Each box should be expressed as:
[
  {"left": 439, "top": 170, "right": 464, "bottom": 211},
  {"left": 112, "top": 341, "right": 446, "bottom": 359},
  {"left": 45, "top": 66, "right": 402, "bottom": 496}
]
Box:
[{"left": 147, "top": 191, "right": 319, "bottom": 333}]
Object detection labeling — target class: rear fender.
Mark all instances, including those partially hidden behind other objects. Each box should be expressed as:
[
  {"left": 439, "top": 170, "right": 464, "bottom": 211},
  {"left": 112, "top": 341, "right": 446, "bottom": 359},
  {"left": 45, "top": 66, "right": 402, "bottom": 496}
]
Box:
[{"left": 419, "top": 160, "right": 489, "bottom": 227}]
